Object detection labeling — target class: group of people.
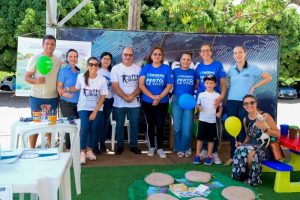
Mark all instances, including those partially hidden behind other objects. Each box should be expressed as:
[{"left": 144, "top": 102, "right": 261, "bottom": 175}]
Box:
[{"left": 25, "top": 35, "right": 279, "bottom": 186}]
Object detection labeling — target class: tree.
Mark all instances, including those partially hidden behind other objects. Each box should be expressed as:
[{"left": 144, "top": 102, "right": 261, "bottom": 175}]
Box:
[{"left": 0, "top": 0, "right": 299, "bottom": 78}]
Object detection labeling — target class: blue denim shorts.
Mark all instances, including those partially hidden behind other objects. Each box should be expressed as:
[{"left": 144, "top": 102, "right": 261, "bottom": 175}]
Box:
[{"left": 29, "top": 96, "right": 58, "bottom": 113}]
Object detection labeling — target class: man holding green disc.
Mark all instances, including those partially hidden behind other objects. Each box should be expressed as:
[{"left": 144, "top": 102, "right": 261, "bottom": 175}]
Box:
[{"left": 25, "top": 35, "right": 61, "bottom": 148}]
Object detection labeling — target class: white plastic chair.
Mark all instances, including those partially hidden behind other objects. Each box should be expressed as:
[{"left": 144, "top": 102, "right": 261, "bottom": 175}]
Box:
[
  {"left": 19, "top": 125, "right": 78, "bottom": 200},
  {"left": 110, "top": 113, "right": 130, "bottom": 151}
]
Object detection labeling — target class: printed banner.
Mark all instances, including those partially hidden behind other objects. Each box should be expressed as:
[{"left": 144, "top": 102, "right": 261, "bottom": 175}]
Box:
[
  {"left": 15, "top": 37, "right": 92, "bottom": 96},
  {"left": 59, "top": 29, "right": 279, "bottom": 118}
]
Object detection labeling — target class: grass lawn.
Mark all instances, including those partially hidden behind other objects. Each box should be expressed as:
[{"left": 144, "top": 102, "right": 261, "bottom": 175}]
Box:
[{"left": 68, "top": 164, "right": 300, "bottom": 200}]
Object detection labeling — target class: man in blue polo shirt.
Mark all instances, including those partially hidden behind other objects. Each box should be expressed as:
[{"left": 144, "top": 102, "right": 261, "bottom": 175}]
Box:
[{"left": 195, "top": 43, "right": 226, "bottom": 164}]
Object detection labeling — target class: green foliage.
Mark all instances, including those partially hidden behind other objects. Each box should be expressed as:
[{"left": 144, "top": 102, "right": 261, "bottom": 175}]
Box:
[{"left": 0, "top": 0, "right": 299, "bottom": 77}]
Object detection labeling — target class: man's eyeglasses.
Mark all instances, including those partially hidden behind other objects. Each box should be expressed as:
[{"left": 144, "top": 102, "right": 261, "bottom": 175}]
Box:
[
  {"left": 123, "top": 53, "right": 133, "bottom": 57},
  {"left": 243, "top": 101, "right": 256, "bottom": 106},
  {"left": 88, "top": 63, "right": 99, "bottom": 67}
]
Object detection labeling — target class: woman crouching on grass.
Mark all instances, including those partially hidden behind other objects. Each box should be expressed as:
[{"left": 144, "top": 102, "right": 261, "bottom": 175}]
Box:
[
  {"left": 64, "top": 57, "right": 108, "bottom": 164},
  {"left": 232, "top": 94, "right": 280, "bottom": 186}
]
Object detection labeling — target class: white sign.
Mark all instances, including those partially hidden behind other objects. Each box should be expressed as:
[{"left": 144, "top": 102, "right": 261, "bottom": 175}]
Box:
[{"left": 16, "top": 37, "right": 92, "bottom": 96}]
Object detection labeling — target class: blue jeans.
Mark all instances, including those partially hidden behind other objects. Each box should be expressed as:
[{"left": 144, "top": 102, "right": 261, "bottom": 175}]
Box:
[
  {"left": 171, "top": 95, "right": 194, "bottom": 152},
  {"left": 113, "top": 107, "right": 140, "bottom": 148},
  {"left": 78, "top": 110, "right": 103, "bottom": 150},
  {"left": 99, "top": 98, "right": 114, "bottom": 145},
  {"left": 226, "top": 100, "right": 247, "bottom": 158},
  {"left": 30, "top": 96, "right": 58, "bottom": 112}
]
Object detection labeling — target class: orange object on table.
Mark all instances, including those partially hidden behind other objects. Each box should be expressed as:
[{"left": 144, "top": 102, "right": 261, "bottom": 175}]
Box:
[
  {"left": 32, "top": 111, "right": 42, "bottom": 122},
  {"left": 48, "top": 115, "right": 57, "bottom": 125}
]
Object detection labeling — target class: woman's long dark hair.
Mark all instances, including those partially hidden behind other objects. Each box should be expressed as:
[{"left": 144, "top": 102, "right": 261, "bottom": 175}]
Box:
[
  {"left": 84, "top": 57, "right": 99, "bottom": 86},
  {"left": 146, "top": 46, "right": 164, "bottom": 64},
  {"left": 99, "top": 52, "right": 113, "bottom": 71}
]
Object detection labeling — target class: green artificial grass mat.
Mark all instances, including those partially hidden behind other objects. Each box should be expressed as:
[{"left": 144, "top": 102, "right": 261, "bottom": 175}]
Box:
[{"left": 14, "top": 164, "right": 300, "bottom": 200}]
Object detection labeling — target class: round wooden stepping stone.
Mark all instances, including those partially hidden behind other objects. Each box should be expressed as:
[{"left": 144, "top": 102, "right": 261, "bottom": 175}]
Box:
[
  {"left": 221, "top": 186, "right": 255, "bottom": 200},
  {"left": 185, "top": 171, "right": 211, "bottom": 183},
  {"left": 147, "top": 193, "right": 178, "bottom": 200},
  {"left": 144, "top": 172, "right": 174, "bottom": 186}
]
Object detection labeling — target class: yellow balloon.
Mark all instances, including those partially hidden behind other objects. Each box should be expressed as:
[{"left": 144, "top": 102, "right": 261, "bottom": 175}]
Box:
[{"left": 224, "top": 116, "right": 242, "bottom": 138}]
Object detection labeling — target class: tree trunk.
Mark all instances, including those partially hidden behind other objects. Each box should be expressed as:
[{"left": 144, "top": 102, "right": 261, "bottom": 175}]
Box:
[{"left": 128, "top": 0, "right": 141, "bottom": 30}]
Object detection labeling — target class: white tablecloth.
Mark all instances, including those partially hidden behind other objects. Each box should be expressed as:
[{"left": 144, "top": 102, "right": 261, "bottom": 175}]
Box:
[
  {"left": 0, "top": 153, "right": 72, "bottom": 200},
  {"left": 10, "top": 119, "right": 81, "bottom": 194}
]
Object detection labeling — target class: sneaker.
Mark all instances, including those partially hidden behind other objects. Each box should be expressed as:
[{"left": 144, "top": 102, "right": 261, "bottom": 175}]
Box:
[
  {"left": 184, "top": 149, "right": 192, "bottom": 158},
  {"left": 157, "top": 148, "right": 167, "bottom": 158},
  {"left": 224, "top": 159, "right": 233, "bottom": 166},
  {"left": 177, "top": 152, "right": 184, "bottom": 158},
  {"left": 212, "top": 152, "right": 222, "bottom": 165},
  {"left": 86, "top": 150, "right": 96, "bottom": 160},
  {"left": 193, "top": 155, "right": 200, "bottom": 164},
  {"left": 147, "top": 148, "right": 155, "bottom": 156},
  {"left": 199, "top": 149, "right": 207, "bottom": 160},
  {"left": 204, "top": 156, "right": 213, "bottom": 165},
  {"left": 130, "top": 147, "right": 142, "bottom": 155},
  {"left": 80, "top": 152, "right": 86, "bottom": 164},
  {"left": 115, "top": 146, "right": 124, "bottom": 155}
]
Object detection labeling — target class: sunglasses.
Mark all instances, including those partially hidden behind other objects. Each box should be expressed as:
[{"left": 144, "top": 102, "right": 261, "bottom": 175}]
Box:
[
  {"left": 88, "top": 63, "right": 99, "bottom": 67},
  {"left": 243, "top": 101, "right": 256, "bottom": 106},
  {"left": 153, "top": 53, "right": 162, "bottom": 56},
  {"left": 123, "top": 53, "right": 133, "bottom": 57}
]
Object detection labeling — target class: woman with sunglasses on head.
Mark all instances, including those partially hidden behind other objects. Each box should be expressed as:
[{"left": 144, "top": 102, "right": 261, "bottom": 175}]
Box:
[
  {"left": 65, "top": 57, "right": 108, "bottom": 164},
  {"left": 171, "top": 52, "right": 196, "bottom": 158},
  {"left": 225, "top": 45, "right": 272, "bottom": 165},
  {"left": 232, "top": 94, "right": 279, "bottom": 186},
  {"left": 139, "top": 47, "right": 174, "bottom": 158},
  {"left": 93, "top": 52, "right": 114, "bottom": 153},
  {"left": 57, "top": 49, "right": 80, "bottom": 151}
]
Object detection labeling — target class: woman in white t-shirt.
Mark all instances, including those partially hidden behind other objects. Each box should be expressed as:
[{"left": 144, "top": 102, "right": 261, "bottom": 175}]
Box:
[
  {"left": 66, "top": 57, "right": 108, "bottom": 164},
  {"left": 95, "top": 52, "right": 114, "bottom": 153}
]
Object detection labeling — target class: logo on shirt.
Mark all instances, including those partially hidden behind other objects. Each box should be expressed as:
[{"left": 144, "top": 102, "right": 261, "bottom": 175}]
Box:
[
  {"left": 121, "top": 74, "right": 139, "bottom": 83},
  {"left": 83, "top": 88, "right": 101, "bottom": 98}
]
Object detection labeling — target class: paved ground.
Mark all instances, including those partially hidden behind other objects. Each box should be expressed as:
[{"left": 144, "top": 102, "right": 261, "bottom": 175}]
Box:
[{"left": 0, "top": 93, "right": 299, "bottom": 166}]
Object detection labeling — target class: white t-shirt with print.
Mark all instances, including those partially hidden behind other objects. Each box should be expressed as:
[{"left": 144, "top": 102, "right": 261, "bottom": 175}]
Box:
[
  {"left": 75, "top": 74, "right": 108, "bottom": 111},
  {"left": 110, "top": 63, "right": 141, "bottom": 108},
  {"left": 197, "top": 91, "right": 221, "bottom": 123},
  {"left": 97, "top": 68, "right": 113, "bottom": 99}
]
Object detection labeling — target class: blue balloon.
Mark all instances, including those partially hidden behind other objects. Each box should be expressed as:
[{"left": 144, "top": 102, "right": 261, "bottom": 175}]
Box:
[{"left": 178, "top": 94, "right": 196, "bottom": 110}]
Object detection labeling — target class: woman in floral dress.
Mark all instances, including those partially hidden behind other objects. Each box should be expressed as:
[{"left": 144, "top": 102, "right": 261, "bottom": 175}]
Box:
[{"left": 231, "top": 95, "right": 280, "bottom": 186}]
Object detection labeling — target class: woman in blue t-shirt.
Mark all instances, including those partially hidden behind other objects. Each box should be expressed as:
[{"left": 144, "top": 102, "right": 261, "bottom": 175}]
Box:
[
  {"left": 225, "top": 45, "right": 272, "bottom": 165},
  {"left": 139, "top": 47, "right": 174, "bottom": 158},
  {"left": 57, "top": 49, "right": 80, "bottom": 151},
  {"left": 172, "top": 52, "right": 196, "bottom": 158}
]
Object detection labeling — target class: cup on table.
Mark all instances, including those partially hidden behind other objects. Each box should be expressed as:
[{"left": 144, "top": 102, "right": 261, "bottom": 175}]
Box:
[
  {"left": 32, "top": 111, "right": 42, "bottom": 122},
  {"left": 48, "top": 115, "right": 57, "bottom": 125},
  {"left": 280, "top": 124, "right": 289, "bottom": 136},
  {"left": 289, "top": 125, "right": 299, "bottom": 139}
]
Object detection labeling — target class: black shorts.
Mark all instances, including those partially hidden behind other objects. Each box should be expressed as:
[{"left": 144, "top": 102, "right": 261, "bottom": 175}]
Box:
[{"left": 197, "top": 121, "right": 217, "bottom": 142}]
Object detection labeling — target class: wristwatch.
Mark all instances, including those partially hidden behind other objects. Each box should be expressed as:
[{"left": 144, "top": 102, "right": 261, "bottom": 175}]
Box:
[{"left": 65, "top": 87, "right": 69, "bottom": 92}]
